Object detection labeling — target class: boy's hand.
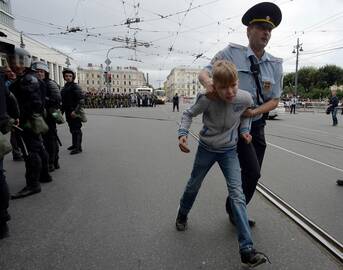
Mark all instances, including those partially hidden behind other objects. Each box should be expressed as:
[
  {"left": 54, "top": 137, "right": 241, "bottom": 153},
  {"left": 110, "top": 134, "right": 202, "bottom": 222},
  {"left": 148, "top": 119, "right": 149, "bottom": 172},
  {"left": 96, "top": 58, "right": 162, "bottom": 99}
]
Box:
[
  {"left": 240, "top": 133, "right": 252, "bottom": 144},
  {"left": 178, "top": 136, "right": 190, "bottom": 153}
]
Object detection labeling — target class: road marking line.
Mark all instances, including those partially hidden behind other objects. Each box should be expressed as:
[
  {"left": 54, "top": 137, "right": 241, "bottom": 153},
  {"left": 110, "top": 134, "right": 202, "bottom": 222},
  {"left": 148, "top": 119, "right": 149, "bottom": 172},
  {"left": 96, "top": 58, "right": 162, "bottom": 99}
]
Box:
[
  {"left": 267, "top": 142, "right": 343, "bottom": 173},
  {"left": 270, "top": 122, "right": 343, "bottom": 140}
]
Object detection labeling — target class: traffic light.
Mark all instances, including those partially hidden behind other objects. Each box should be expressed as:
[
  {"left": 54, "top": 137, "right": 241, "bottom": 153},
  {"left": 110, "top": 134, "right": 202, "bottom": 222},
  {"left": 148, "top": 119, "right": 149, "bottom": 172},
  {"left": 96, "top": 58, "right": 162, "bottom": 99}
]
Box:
[{"left": 104, "top": 71, "right": 108, "bottom": 83}]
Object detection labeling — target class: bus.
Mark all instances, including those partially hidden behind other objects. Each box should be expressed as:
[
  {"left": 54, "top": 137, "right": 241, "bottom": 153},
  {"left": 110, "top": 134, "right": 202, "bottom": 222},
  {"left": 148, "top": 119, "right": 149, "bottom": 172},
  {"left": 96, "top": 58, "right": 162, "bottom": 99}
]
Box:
[
  {"left": 135, "top": 87, "right": 153, "bottom": 107},
  {"left": 154, "top": 89, "right": 167, "bottom": 104},
  {"left": 135, "top": 87, "right": 153, "bottom": 95}
]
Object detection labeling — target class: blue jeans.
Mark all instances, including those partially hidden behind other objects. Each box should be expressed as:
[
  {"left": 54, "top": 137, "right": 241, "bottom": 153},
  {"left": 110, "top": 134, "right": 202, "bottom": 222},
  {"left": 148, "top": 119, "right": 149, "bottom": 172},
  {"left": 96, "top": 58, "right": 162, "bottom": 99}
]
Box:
[{"left": 179, "top": 145, "right": 253, "bottom": 251}]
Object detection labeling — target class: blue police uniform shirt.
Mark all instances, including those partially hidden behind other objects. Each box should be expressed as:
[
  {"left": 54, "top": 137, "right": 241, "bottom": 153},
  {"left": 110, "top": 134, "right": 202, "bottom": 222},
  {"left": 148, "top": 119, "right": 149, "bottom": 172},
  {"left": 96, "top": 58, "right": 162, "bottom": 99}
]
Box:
[{"left": 204, "top": 43, "right": 283, "bottom": 121}]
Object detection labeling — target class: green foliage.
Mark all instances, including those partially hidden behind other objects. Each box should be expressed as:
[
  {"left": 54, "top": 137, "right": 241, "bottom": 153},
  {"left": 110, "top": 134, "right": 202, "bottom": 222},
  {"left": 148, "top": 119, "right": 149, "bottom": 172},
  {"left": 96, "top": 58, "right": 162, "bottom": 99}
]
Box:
[{"left": 284, "top": 64, "right": 343, "bottom": 99}]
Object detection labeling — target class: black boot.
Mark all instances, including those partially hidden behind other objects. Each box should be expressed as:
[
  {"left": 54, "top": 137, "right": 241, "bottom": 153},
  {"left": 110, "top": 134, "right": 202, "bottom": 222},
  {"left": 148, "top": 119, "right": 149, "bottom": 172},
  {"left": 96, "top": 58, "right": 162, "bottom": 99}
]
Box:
[
  {"left": 11, "top": 186, "right": 41, "bottom": 199},
  {"left": 0, "top": 222, "right": 9, "bottom": 239},
  {"left": 70, "top": 132, "right": 82, "bottom": 155}
]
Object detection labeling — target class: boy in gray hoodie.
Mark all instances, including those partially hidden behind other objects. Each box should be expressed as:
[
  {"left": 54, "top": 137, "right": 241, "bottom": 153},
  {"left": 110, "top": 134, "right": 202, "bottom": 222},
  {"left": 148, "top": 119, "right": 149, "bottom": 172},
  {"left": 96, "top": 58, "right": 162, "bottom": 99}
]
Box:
[{"left": 176, "top": 60, "right": 268, "bottom": 268}]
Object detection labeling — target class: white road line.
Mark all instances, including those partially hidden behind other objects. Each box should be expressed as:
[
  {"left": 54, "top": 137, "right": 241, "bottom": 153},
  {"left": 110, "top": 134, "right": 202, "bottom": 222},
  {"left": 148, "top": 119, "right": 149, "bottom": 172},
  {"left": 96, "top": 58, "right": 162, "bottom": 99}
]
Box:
[
  {"left": 267, "top": 142, "right": 343, "bottom": 173},
  {"left": 270, "top": 122, "right": 343, "bottom": 140}
]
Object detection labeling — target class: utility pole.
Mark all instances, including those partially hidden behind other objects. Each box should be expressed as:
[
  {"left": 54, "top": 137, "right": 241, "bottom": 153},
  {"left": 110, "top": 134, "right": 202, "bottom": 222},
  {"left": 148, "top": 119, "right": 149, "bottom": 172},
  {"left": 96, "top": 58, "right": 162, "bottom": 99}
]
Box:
[{"left": 292, "top": 38, "right": 303, "bottom": 97}]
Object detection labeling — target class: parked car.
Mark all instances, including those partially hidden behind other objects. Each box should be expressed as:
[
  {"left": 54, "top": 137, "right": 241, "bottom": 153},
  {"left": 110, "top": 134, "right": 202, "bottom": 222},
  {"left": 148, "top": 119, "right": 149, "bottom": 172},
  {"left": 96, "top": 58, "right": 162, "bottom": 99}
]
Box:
[{"left": 268, "top": 102, "right": 286, "bottom": 120}]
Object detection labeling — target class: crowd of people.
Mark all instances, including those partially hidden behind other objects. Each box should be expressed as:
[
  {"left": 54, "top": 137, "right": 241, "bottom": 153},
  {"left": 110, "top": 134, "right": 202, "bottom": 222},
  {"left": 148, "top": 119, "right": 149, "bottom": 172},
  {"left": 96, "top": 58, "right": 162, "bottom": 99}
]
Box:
[
  {"left": 0, "top": 44, "right": 85, "bottom": 240},
  {"left": 84, "top": 91, "right": 158, "bottom": 108}
]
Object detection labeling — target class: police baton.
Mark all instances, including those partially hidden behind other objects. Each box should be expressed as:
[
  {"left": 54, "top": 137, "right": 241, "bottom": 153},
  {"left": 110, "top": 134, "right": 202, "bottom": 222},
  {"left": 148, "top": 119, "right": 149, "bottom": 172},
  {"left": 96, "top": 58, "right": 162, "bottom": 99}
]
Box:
[{"left": 12, "top": 125, "right": 28, "bottom": 158}]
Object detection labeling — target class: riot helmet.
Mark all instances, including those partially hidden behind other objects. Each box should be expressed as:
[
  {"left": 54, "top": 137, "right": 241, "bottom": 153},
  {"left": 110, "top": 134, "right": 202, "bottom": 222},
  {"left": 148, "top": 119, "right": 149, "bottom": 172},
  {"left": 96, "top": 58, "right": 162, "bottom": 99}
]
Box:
[
  {"left": 14, "top": 47, "right": 31, "bottom": 68},
  {"left": 31, "top": 61, "right": 49, "bottom": 73}
]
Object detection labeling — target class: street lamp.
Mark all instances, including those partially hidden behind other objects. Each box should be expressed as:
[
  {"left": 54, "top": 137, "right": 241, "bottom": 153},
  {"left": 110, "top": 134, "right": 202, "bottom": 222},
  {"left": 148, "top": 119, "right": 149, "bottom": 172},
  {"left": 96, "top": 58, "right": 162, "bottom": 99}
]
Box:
[
  {"left": 292, "top": 38, "right": 303, "bottom": 97},
  {"left": 104, "top": 45, "right": 129, "bottom": 93}
]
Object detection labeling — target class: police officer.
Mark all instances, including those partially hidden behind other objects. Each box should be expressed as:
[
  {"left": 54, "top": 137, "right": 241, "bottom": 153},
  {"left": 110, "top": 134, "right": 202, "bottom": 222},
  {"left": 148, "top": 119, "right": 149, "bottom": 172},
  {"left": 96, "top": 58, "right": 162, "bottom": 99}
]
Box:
[
  {"left": 0, "top": 42, "right": 19, "bottom": 238},
  {"left": 32, "top": 61, "right": 62, "bottom": 171},
  {"left": 199, "top": 2, "right": 283, "bottom": 228},
  {"left": 9, "top": 47, "right": 52, "bottom": 199},
  {"left": 61, "top": 68, "right": 85, "bottom": 155},
  {"left": 172, "top": 93, "right": 179, "bottom": 112}
]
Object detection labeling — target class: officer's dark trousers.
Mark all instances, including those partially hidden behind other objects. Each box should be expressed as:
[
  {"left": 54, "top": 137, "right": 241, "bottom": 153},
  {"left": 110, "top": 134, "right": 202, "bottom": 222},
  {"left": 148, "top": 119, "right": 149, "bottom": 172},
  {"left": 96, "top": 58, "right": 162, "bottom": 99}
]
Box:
[
  {"left": 67, "top": 117, "right": 82, "bottom": 151},
  {"left": 173, "top": 103, "right": 179, "bottom": 112},
  {"left": 290, "top": 104, "right": 296, "bottom": 114},
  {"left": 10, "top": 131, "right": 22, "bottom": 159},
  {"left": 0, "top": 158, "right": 10, "bottom": 224},
  {"left": 43, "top": 119, "right": 59, "bottom": 167},
  {"left": 226, "top": 120, "right": 266, "bottom": 216},
  {"left": 22, "top": 131, "right": 49, "bottom": 188}
]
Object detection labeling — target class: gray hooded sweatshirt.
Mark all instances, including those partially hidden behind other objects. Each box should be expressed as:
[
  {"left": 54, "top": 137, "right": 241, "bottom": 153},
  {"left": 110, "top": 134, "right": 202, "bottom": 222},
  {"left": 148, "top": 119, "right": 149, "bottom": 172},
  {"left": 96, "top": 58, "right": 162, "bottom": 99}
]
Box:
[{"left": 178, "top": 90, "right": 253, "bottom": 153}]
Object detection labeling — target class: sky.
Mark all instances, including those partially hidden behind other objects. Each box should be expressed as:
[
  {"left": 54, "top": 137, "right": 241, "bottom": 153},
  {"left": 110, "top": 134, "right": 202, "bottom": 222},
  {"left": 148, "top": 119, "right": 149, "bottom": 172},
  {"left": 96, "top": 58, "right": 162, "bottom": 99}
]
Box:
[{"left": 11, "top": 0, "right": 343, "bottom": 88}]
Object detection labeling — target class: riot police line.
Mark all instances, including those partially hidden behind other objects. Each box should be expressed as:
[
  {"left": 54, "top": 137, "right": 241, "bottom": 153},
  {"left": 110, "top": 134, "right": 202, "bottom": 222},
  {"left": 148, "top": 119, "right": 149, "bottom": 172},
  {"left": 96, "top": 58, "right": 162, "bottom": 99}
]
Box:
[
  {"left": 84, "top": 91, "right": 158, "bottom": 109},
  {"left": 0, "top": 41, "right": 85, "bottom": 239}
]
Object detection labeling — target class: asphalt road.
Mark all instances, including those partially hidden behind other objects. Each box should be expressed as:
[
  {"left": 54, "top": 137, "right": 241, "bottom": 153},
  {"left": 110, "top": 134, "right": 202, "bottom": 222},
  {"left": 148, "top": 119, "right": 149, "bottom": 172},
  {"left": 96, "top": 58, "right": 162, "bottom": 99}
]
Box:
[{"left": 0, "top": 105, "right": 341, "bottom": 270}]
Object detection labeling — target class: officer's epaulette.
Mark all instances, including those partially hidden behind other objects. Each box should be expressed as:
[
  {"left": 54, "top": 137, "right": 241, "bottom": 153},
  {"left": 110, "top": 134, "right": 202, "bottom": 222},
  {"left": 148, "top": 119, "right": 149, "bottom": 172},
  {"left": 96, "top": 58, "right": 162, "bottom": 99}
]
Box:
[
  {"left": 267, "top": 53, "right": 283, "bottom": 63},
  {"left": 228, "top": 43, "right": 247, "bottom": 51}
]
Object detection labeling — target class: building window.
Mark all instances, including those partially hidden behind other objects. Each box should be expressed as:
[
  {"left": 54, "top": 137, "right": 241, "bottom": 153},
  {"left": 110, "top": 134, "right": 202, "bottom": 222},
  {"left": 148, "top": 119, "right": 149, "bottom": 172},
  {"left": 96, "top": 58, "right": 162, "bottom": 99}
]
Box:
[
  {"left": 124, "top": 88, "right": 126, "bottom": 92},
  {"left": 124, "top": 81, "right": 126, "bottom": 85},
  {"left": 128, "top": 81, "right": 131, "bottom": 85},
  {"left": 117, "top": 74, "right": 119, "bottom": 79},
  {"left": 86, "top": 80, "right": 89, "bottom": 84},
  {"left": 124, "top": 74, "right": 126, "bottom": 79}
]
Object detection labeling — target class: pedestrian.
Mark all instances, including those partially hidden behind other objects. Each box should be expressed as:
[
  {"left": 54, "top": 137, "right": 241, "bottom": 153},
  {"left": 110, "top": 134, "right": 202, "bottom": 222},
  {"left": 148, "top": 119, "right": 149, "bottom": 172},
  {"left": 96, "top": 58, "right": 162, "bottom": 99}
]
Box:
[
  {"left": 328, "top": 90, "right": 339, "bottom": 126},
  {"left": 290, "top": 95, "right": 297, "bottom": 114},
  {"left": 199, "top": 2, "right": 283, "bottom": 226},
  {"left": 176, "top": 60, "right": 269, "bottom": 268},
  {"left": 61, "top": 68, "right": 85, "bottom": 155},
  {"left": 31, "top": 61, "right": 62, "bottom": 171},
  {"left": 10, "top": 47, "right": 52, "bottom": 199},
  {"left": 172, "top": 93, "right": 179, "bottom": 112},
  {"left": 0, "top": 42, "right": 20, "bottom": 238}
]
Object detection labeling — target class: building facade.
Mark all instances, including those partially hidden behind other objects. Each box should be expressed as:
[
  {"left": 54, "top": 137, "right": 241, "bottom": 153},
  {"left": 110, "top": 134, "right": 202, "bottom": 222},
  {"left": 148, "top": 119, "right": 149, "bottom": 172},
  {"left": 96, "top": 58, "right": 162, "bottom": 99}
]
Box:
[
  {"left": 164, "top": 67, "right": 205, "bottom": 99},
  {"left": 0, "top": 0, "right": 74, "bottom": 86},
  {"left": 78, "top": 65, "right": 147, "bottom": 94}
]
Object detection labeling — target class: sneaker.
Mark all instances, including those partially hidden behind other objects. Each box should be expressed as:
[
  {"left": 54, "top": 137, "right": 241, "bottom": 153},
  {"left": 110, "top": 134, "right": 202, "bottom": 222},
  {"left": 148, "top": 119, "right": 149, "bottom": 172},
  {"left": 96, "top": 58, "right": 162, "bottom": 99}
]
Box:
[
  {"left": 67, "top": 145, "right": 75, "bottom": 150},
  {"left": 0, "top": 223, "right": 9, "bottom": 239},
  {"left": 175, "top": 212, "right": 188, "bottom": 231},
  {"left": 241, "top": 249, "right": 270, "bottom": 268},
  {"left": 11, "top": 186, "right": 41, "bottom": 200},
  {"left": 337, "top": 180, "right": 343, "bottom": 186}
]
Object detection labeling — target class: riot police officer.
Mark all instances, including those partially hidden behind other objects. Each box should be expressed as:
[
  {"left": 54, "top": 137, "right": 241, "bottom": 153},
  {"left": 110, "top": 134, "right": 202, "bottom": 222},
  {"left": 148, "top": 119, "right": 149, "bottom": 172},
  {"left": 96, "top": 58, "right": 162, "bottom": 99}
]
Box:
[
  {"left": 61, "top": 68, "right": 85, "bottom": 155},
  {"left": 31, "top": 61, "right": 62, "bottom": 171},
  {"left": 10, "top": 47, "right": 52, "bottom": 199},
  {"left": 0, "top": 41, "right": 19, "bottom": 237}
]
